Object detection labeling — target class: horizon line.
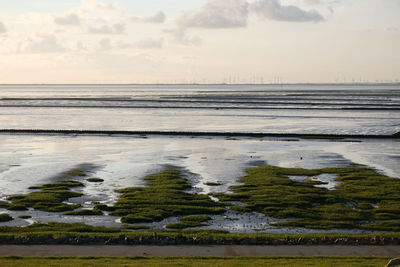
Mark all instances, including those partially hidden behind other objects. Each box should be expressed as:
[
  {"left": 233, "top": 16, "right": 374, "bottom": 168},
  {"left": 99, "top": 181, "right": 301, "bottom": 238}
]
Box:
[{"left": 0, "top": 82, "right": 399, "bottom": 86}]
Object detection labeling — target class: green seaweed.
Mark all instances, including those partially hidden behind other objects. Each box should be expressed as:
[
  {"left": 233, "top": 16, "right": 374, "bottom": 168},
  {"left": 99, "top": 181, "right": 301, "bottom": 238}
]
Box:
[
  {"left": 0, "top": 213, "right": 13, "bottom": 222},
  {"left": 87, "top": 178, "right": 104, "bottom": 183},
  {"left": 166, "top": 215, "right": 212, "bottom": 229},
  {"left": 214, "top": 165, "right": 400, "bottom": 231},
  {"left": 105, "top": 168, "right": 225, "bottom": 224},
  {"left": 7, "top": 181, "right": 84, "bottom": 212},
  {"left": 65, "top": 209, "right": 103, "bottom": 216}
]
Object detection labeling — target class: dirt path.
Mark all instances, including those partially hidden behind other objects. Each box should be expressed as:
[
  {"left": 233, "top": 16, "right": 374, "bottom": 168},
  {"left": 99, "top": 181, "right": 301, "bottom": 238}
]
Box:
[{"left": 0, "top": 245, "right": 399, "bottom": 257}]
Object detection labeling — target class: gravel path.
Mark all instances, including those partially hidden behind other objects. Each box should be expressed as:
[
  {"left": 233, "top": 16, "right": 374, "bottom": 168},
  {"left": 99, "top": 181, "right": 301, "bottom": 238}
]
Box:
[{"left": 0, "top": 245, "right": 399, "bottom": 257}]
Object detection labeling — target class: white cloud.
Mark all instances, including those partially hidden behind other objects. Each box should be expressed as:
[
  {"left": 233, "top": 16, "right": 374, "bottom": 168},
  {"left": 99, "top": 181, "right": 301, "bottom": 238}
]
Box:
[
  {"left": 54, "top": 13, "right": 81, "bottom": 26},
  {"left": 135, "top": 37, "right": 164, "bottom": 49},
  {"left": 0, "top": 21, "right": 6, "bottom": 34},
  {"left": 304, "top": 0, "right": 321, "bottom": 5},
  {"left": 168, "top": 0, "right": 325, "bottom": 45},
  {"left": 99, "top": 38, "right": 112, "bottom": 50},
  {"left": 130, "top": 11, "right": 166, "bottom": 24},
  {"left": 165, "top": 27, "right": 202, "bottom": 46},
  {"left": 18, "top": 33, "right": 66, "bottom": 53},
  {"left": 88, "top": 23, "right": 125, "bottom": 34},
  {"left": 250, "top": 0, "right": 324, "bottom": 22},
  {"left": 81, "top": 0, "right": 119, "bottom": 11},
  {"left": 176, "top": 0, "right": 248, "bottom": 29}
]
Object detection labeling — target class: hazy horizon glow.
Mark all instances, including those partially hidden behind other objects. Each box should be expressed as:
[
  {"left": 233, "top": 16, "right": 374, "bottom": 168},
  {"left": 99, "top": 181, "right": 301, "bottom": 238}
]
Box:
[{"left": 0, "top": 0, "right": 399, "bottom": 84}]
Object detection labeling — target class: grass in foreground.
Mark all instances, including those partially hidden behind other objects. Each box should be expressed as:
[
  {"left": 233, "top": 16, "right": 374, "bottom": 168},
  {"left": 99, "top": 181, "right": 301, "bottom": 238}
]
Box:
[
  {"left": 166, "top": 215, "right": 212, "bottom": 229},
  {"left": 0, "top": 256, "right": 390, "bottom": 267},
  {"left": 213, "top": 165, "right": 400, "bottom": 231}
]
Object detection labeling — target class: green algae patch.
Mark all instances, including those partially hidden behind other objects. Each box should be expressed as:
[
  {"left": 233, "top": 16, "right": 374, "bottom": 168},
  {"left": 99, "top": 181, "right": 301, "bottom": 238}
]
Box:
[
  {"left": 213, "top": 165, "right": 400, "bottom": 231},
  {"left": 0, "top": 213, "right": 13, "bottom": 222},
  {"left": 65, "top": 209, "right": 103, "bottom": 216},
  {"left": 0, "top": 222, "right": 121, "bottom": 233},
  {"left": 7, "top": 181, "right": 84, "bottom": 212},
  {"left": 166, "top": 215, "right": 212, "bottom": 229},
  {"left": 122, "top": 224, "right": 151, "bottom": 230},
  {"left": 65, "top": 169, "right": 86, "bottom": 177},
  {"left": 204, "top": 182, "right": 223, "bottom": 186},
  {"left": 87, "top": 178, "right": 104, "bottom": 183},
  {"left": 104, "top": 168, "right": 225, "bottom": 224},
  {"left": 18, "top": 215, "right": 32, "bottom": 219}
]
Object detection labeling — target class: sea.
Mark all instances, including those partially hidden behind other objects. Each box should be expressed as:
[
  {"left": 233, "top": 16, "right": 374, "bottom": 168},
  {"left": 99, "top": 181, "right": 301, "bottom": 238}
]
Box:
[{"left": 0, "top": 83, "right": 399, "bottom": 135}]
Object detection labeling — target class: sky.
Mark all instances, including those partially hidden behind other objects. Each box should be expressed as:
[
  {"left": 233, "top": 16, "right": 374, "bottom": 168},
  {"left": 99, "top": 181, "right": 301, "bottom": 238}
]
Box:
[{"left": 0, "top": 0, "right": 399, "bottom": 84}]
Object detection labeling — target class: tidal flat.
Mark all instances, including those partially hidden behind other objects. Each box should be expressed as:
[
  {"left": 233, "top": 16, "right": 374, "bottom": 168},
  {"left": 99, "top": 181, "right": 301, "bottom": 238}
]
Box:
[{"left": 0, "top": 134, "right": 399, "bottom": 234}]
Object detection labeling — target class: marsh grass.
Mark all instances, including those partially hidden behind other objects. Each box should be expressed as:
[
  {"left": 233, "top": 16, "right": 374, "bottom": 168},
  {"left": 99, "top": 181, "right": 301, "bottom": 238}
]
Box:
[
  {"left": 87, "top": 178, "right": 104, "bottom": 183},
  {"left": 65, "top": 169, "right": 86, "bottom": 177},
  {"left": 65, "top": 209, "right": 103, "bottom": 216},
  {"left": 204, "top": 182, "right": 223, "bottom": 186},
  {"left": 7, "top": 181, "right": 84, "bottom": 212},
  {"left": 166, "top": 215, "right": 212, "bottom": 229},
  {"left": 0, "top": 222, "right": 120, "bottom": 233},
  {"left": 122, "top": 225, "right": 151, "bottom": 230},
  {"left": 214, "top": 165, "right": 400, "bottom": 231},
  {"left": 18, "top": 215, "right": 32, "bottom": 219},
  {"left": 0, "top": 213, "right": 13, "bottom": 222},
  {"left": 102, "top": 168, "right": 225, "bottom": 224}
]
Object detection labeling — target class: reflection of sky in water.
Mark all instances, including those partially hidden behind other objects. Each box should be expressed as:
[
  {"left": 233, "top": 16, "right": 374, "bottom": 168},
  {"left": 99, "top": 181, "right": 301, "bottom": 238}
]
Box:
[{"left": 0, "top": 134, "right": 398, "bottom": 232}]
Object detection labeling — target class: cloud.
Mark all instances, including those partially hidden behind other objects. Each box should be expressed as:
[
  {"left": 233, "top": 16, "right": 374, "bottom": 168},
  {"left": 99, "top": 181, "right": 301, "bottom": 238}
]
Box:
[
  {"left": 130, "top": 11, "right": 166, "bottom": 24},
  {"left": 165, "top": 27, "right": 202, "bottom": 46},
  {"left": 0, "top": 22, "right": 6, "bottom": 34},
  {"left": 176, "top": 0, "right": 248, "bottom": 29},
  {"left": 386, "top": 27, "right": 399, "bottom": 32},
  {"left": 81, "top": 0, "right": 119, "bottom": 11},
  {"left": 54, "top": 13, "right": 81, "bottom": 26},
  {"left": 304, "top": 0, "right": 321, "bottom": 5},
  {"left": 168, "top": 0, "right": 325, "bottom": 45},
  {"left": 88, "top": 23, "right": 125, "bottom": 34},
  {"left": 135, "top": 37, "right": 164, "bottom": 49},
  {"left": 249, "top": 0, "right": 324, "bottom": 22},
  {"left": 19, "top": 33, "right": 66, "bottom": 53},
  {"left": 99, "top": 38, "right": 112, "bottom": 50}
]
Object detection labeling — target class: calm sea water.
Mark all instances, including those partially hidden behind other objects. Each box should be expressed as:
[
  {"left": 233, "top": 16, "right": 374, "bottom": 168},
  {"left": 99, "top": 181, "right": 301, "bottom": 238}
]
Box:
[{"left": 0, "top": 84, "right": 399, "bottom": 134}]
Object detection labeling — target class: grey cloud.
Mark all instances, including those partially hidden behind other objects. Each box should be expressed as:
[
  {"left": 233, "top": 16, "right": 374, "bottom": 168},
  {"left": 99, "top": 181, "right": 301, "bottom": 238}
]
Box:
[
  {"left": 304, "top": 0, "right": 321, "bottom": 5},
  {"left": 19, "top": 34, "right": 66, "bottom": 53},
  {"left": 88, "top": 23, "right": 125, "bottom": 34},
  {"left": 0, "top": 21, "right": 6, "bottom": 34},
  {"left": 176, "top": 0, "right": 248, "bottom": 29},
  {"left": 131, "top": 11, "right": 166, "bottom": 24},
  {"left": 250, "top": 0, "right": 324, "bottom": 22},
  {"left": 164, "top": 27, "right": 202, "bottom": 46},
  {"left": 135, "top": 37, "right": 163, "bottom": 49},
  {"left": 99, "top": 38, "right": 112, "bottom": 50},
  {"left": 54, "top": 13, "right": 81, "bottom": 26},
  {"left": 386, "top": 27, "right": 399, "bottom": 32}
]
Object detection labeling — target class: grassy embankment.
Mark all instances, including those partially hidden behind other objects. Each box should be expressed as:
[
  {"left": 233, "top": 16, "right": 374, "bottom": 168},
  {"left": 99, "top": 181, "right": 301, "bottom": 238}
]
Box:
[
  {"left": 0, "top": 256, "right": 390, "bottom": 267},
  {"left": 213, "top": 165, "right": 400, "bottom": 231}
]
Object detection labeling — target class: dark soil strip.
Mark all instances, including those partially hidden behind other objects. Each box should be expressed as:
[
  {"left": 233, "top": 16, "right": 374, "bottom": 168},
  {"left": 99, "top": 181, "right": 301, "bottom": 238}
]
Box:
[
  {"left": 0, "top": 129, "right": 398, "bottom": 139},
  {"left": 0, "top": 245, "right": 399, "bottom": 257},
  {"left": 0, "top": 104, "right": 399, "bottom": 110}
]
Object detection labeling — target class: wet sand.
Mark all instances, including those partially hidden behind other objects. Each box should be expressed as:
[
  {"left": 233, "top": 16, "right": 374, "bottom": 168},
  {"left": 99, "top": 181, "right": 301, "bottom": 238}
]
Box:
[{"left": 0, "top": 245, "right": 399, "bottom": 257}]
